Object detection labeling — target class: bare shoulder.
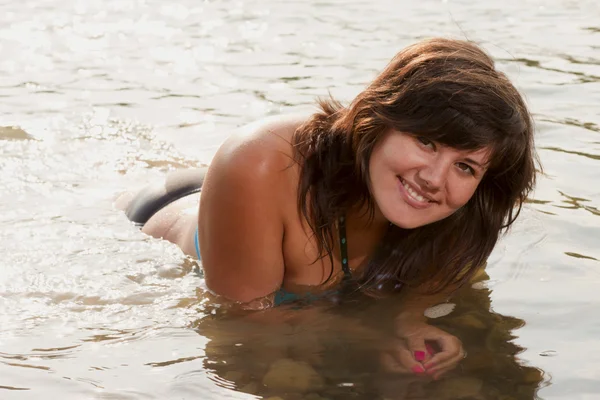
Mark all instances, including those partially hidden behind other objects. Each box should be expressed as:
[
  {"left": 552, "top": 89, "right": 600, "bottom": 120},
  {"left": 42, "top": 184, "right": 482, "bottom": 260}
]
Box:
[
  {"left": 205, "top": 114, "right": 308, "bottom": 192},
  {"left": 216, "top": 113, "right": 308, "bottom": 168}
]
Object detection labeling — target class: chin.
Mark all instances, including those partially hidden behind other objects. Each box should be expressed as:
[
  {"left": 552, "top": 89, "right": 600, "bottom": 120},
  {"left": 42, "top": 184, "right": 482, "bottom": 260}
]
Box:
[
  {"left": 393, "top": 212, "right": 458, "bottom": 230},
  {"left": 390, "top": 219, "right": 426, "bottom": 230},
  {"left": 382, "top": 210, "right": 425, "bottom": 229},
  {"left": 383, "top": 207, "right": 446, "bottom": 229}
]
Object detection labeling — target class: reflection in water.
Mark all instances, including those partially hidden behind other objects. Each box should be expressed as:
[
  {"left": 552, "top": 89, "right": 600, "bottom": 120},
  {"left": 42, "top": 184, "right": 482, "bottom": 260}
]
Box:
[
  {"left": 506, "top": 57, "right": 600, "bottom": 83},
  {"left": 555, "top": 191, "right": 600, "bottom": 217},
  {"left": 542, "top": 146, "right": 600, "bottom": 161},
  {"left": 1, "top": 0, "right": 598, "bottom": 396},
  {"left": 539, "top": 117, "right": 599, "bottom": 134},
  {"left": 564, "top": 252, "right": 598, "bottom": 261},
  {"left": 190, "top": 271, "right": 545, "bottom": 400}
]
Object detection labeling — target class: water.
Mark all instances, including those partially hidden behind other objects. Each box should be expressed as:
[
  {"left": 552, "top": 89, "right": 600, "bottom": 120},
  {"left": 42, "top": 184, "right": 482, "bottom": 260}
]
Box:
[{"left": 1, "top": 0, "right": 599, "bottom": 398}]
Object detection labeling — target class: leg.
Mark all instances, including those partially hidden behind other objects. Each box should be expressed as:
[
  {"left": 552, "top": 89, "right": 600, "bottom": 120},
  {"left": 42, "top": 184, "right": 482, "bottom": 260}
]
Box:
[
  {"left": 123, "top": 167, "right": 207, "bottom": 226},
  {"left": 141, "top": 193, "right": 201, "bottom": 257},
  {"left": 118, "top": 168, "right": 207, "bottom": 258},
  {"left": 114, "top": 191, "right": 135, "bottom": 212}
]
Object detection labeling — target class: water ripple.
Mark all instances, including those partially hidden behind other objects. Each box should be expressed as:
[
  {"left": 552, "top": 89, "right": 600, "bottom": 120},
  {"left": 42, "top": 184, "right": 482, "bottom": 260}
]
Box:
[{"left": 1, "top": 0, "right": 599, "bottom": 398}]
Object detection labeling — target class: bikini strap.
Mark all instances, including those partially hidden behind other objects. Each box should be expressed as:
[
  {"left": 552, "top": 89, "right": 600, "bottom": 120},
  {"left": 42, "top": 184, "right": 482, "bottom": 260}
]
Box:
[{"left": 338, "top": 216, "right": 352, "bottom": 279}]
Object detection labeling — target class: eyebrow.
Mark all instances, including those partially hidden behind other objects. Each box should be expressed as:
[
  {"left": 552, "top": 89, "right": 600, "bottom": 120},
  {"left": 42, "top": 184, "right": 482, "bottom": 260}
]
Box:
[{"left": 463, "top": 157, "right": 488, "bottom": 170}]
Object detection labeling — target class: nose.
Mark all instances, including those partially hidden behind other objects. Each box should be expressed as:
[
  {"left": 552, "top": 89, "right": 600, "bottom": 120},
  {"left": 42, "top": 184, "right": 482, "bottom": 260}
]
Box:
[{"left": 416, "top": 156, "right": 450, "bottom": 191}]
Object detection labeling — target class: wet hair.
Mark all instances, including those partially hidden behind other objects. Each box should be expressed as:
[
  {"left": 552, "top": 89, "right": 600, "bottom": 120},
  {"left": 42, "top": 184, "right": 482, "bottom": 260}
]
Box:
[{"left": 291, "top": 37, "right": 539, "bottom": 294}]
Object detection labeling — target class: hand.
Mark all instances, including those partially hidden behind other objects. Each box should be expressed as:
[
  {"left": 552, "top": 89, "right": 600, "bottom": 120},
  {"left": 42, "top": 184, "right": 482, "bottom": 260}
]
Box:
[{"left": 381, "top": 320, "right": 465, "bottom": 379}]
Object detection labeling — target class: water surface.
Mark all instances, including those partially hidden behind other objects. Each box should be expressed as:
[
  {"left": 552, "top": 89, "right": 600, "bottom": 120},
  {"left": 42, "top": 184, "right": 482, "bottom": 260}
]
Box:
[{"left": 1, "top": 0, "right": 599, "bottom": 399}]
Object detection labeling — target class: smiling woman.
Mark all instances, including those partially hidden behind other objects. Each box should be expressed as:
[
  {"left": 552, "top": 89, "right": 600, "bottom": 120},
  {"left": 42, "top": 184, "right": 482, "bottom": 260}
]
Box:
[{"left": 119, "top": 37, "right": 538, "bottom": 379}]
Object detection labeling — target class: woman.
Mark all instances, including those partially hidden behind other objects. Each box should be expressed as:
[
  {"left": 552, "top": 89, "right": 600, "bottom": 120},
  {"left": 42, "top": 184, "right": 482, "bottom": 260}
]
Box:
[{"left": 119, "top": 38, "right": 538, "bottom": 378}]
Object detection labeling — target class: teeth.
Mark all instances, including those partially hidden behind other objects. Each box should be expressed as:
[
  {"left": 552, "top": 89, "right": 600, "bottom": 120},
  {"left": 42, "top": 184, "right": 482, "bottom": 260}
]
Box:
[{"left": 401, "top": 179, "right": 428, "bottom": 203}]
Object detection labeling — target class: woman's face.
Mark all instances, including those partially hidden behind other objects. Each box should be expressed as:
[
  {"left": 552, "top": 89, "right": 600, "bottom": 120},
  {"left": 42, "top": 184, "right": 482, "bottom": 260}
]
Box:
[{"left": 368, "top": 129, "right": 491, "bottom": 229}]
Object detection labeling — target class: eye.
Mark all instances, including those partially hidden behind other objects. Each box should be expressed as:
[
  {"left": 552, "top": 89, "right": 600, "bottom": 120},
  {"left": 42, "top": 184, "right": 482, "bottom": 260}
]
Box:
[
  {"left": 456, "top": 162, "right": 475, "bottom": 176},
  {"left": 416, "top": 136, "right": 435, "bottom": 150}
]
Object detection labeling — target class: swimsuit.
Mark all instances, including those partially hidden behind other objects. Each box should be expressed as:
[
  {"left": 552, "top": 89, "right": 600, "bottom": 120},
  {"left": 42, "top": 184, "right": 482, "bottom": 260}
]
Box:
[
  {"left": 125, "top": 168, "right": 352, "bottom": 306},
  {"left": 125, "top": 168, "right": 206, "bottom": 226},
  {"left": 192, "top": 216, "right": 351, "bottom": 305}
]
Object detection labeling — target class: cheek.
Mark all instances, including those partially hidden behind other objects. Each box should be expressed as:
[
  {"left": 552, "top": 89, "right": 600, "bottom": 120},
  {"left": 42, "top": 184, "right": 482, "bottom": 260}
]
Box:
[{"left": 446, "top": 180, "right": 480, "bottom": 209}]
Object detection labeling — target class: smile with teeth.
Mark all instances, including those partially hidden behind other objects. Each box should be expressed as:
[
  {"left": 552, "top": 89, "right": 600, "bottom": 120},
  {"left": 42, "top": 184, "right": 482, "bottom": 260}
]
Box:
[{"left": 399, "top": 177, "right": 430, "bottom": 203}]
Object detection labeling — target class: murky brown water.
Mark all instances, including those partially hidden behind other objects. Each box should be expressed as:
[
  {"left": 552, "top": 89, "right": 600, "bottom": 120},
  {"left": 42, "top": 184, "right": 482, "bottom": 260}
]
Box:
[{"left": 1, "top": 0, "right": 599, "bottom": 399}]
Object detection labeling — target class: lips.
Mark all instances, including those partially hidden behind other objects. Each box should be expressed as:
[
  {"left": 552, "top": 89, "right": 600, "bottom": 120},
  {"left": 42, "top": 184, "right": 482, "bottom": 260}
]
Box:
[{"left": 398, "top": 177, "right": 435, "bottom": 209}]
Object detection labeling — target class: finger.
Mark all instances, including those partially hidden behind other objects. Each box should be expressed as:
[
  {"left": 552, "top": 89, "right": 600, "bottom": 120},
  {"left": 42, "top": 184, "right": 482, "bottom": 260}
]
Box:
[
  {"left": 430, "top": 363, "right": 459, "bottom": 380},
  {"left": 380, "top": 351, "right": 426, "bottom": 374},
  {"left": 425, "top": 347, "right": 465, "bottom": 374},
  {"left": 397, "top": 345, "right": 428, "bottom": 375},
  {"left": 404, "top": 337, "right": 431, "bottom": 364},
  {"left": 432, "top": 350, "right": 465, "bottom": 374},
  {"left": 381, "top": 341, "right": 427, "bottom": 375},
  {"left": 422, "top": 337, "right": 462, "bottom": 370},
  {"left": 422, "top": 350, "right": 454, "bottom": 370}
]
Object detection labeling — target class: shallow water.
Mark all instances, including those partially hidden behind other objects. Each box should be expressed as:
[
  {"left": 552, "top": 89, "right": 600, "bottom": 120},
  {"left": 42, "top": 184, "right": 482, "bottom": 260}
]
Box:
[{"left": 1, "top": 0, "right": 599, "bottom": 399}]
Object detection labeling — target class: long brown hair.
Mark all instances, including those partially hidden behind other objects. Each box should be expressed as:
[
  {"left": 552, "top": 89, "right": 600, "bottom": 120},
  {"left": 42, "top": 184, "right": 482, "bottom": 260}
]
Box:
[{"left": 291, "top": 38, "right": 539, "bottom": 294}]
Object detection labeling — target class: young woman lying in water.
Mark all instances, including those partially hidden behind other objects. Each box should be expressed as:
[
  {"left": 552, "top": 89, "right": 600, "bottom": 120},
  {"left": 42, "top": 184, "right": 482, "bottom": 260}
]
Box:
[{"left": 118, "top": 38, "right": 538, "bottom": 378}]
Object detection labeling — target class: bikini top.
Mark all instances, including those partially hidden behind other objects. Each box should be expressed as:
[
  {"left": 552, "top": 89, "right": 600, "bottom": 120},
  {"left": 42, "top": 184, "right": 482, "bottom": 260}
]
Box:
[{"left": 194, "top": 216, "right": 351, "bottom": 306}]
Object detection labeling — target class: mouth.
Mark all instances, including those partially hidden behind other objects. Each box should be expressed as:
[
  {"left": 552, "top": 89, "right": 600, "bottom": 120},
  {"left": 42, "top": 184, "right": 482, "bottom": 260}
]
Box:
[{"left": 397, "top": 177, "right": 435, "bottom": 208}]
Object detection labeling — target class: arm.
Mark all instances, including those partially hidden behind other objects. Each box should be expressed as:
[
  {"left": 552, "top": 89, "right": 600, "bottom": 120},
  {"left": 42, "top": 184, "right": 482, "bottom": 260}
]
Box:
[{"left": 198, "top": 132, "right": 289, "bottom": 304}]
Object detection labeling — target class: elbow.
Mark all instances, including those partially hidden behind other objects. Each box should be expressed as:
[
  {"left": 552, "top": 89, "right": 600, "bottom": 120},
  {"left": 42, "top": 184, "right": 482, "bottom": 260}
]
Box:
[{"left": 204, "top": 273, "right": 280, "bottom": 305}]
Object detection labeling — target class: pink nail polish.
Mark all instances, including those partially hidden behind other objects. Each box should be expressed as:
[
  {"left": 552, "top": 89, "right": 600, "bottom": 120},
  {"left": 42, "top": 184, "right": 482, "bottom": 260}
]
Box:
[
  {"left": 412, "top": 365, "right": 425, "bottom": 374},
  {"left": 414, "top": 351, "right": 426, "bottom": 361}
]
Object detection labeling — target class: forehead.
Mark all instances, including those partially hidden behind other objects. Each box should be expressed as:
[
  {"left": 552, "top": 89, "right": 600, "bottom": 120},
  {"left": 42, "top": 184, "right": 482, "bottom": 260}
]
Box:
[{"left": 456, "top": 146, "right": 492, "bottom": 163}]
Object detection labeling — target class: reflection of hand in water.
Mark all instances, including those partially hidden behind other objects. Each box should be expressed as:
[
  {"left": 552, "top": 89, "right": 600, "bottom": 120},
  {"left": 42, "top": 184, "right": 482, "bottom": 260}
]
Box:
[
  {"left": 381, "top": 320, "right": 465, "bottom": 380},
  {"left": 192, "top": 270, "right": 546, "bottom": 399},
  {"left": 369, "top": 270, "right": 545, "bottom": 399}
]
